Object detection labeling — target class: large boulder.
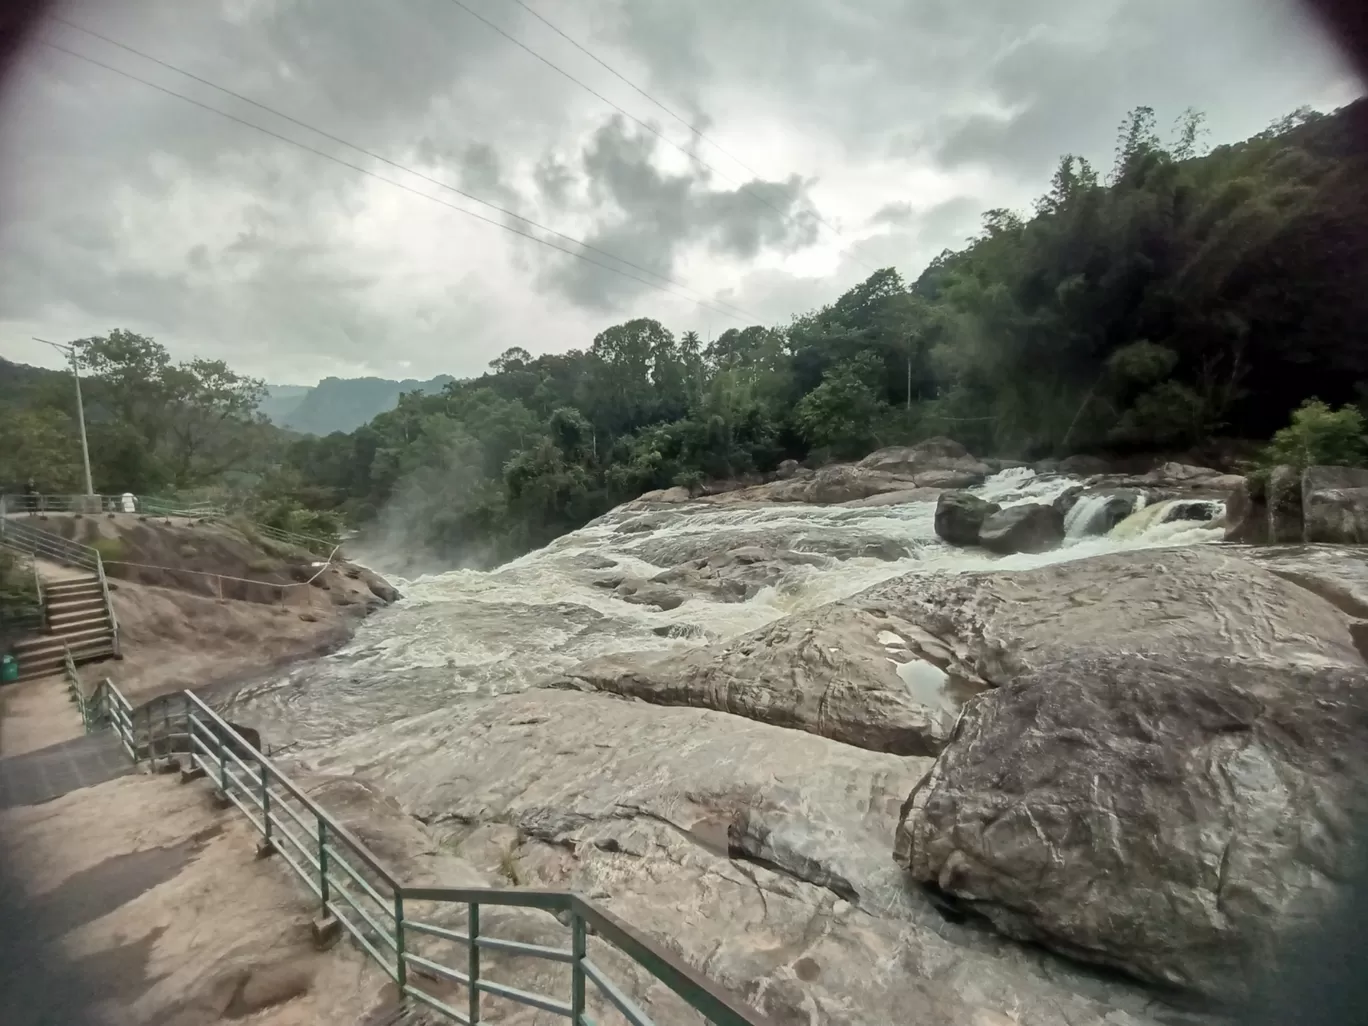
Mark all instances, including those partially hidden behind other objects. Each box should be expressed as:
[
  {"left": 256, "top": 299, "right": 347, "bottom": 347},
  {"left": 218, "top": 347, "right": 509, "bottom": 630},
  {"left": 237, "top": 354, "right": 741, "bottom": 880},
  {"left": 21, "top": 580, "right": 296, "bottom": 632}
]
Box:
[
  {"left": 896, "top": 653, "right": 1368, "bottom": 998},
  {"left": 1225, "top": 475, "right": 1269, "bottom": 543},
  {"left": 1268, "top": 464, "right": 1305, "bottom": 543},
  {"left": 934, "top": 491, "right": 1001, "bottom": 546},
  {"left": 857, "top": 437, "right": 991, "bottom": 488},
  {"left": 1303, "top": 465, "right": 1368, "bottom": 543},
  {"left": 1052, "top": 485, "right": 1084, "bottom": 518},
  {"left": 1062, "top": 492, "right": 1141, "bottom": 537},
  {"left": 886, "top": 548, "right": 1368, "bottom": 999},
  {"left": 978, "top": 503, "right": 1064, "bottom": 554},
  {"left": 562, "top": 605, "right": 981, "bottom": 755}
]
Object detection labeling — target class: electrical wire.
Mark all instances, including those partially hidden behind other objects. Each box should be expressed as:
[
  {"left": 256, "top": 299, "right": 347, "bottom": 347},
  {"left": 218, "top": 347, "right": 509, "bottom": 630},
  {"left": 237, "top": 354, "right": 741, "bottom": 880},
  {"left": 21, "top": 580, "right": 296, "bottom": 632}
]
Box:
[
  {"left": 445, "top": 0, "right": 878, "bottom": 273},
  {"left": 506, "top": 0, "right": 870, "bottom": 264},
  {"left": 39, "top": 33, "right": 760, "bottom": 324}
]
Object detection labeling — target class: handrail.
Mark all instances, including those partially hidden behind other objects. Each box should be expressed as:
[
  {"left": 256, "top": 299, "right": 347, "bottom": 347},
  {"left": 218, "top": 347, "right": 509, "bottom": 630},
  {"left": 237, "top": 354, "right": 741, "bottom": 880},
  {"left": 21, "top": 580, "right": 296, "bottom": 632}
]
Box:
[
  {"left": 0, "top": 516, "right": 98, "bottom": 570},
  {"left": 103, "top": 546, "right": 343, "bottom": 607},
  {"left": 4, "top": 492, "right": 338, "bottom": 556},
  {"left": 96, "top": 552, "right": 120, "bottom": 657},
  {"left": 2, "top": 519, "right": 121, "bottom": 665},
  {"left": 32, "top": 559, "right": 45, "bottom": 633},
  {"left": 70, "top": 682, "right": 773, "bottom": 1026}
]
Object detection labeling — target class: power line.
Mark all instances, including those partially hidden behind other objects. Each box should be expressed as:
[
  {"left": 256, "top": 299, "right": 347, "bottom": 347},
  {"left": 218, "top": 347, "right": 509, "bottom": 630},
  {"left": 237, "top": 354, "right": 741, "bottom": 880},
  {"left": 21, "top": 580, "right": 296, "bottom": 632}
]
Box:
[
  {"left": 506, "top": 0, "right": 869, "bottom": 263},
  {"left": 49, "top": 18, "right": 760, "bottom": 324},
  {"left": 445, "top": 0, "right": 878, "bottom": 273}
]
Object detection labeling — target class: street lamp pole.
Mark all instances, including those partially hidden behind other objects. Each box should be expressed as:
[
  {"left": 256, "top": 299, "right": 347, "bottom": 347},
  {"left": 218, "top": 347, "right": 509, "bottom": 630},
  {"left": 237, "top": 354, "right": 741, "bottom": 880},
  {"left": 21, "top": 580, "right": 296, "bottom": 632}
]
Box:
[{"left": 34, "top": 338, "right": 94, "bottom": 496}]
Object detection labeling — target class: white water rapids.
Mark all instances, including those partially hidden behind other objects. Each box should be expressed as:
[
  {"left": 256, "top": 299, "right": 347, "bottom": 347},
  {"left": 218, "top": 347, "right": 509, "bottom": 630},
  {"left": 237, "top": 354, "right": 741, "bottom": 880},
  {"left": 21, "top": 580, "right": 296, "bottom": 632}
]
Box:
[{"left": 224, "top": 469, "right": 1225, "bottom": 748}]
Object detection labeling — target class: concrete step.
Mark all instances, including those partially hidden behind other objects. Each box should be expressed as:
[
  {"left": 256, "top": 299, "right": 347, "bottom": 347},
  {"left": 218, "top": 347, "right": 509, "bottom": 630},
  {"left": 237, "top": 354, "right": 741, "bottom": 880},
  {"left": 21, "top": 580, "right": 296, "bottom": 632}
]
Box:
[
  {"left": 44, "top": 590, "right": 103, "bottom": 606},
  {"left": 45, "top": 614, "right": 110, "bottom": 635},
  {"left": 45, "top": 579, "right": 102, "bottom": 595},
  {"left": 48, "top": 605, "right": 108, "bottom": 627},
  {"left": 13, "top": 639, "right": 115, "bottom": 682},
  {"left": 14, "top": 625, "right": 113, "bottom": 656}
]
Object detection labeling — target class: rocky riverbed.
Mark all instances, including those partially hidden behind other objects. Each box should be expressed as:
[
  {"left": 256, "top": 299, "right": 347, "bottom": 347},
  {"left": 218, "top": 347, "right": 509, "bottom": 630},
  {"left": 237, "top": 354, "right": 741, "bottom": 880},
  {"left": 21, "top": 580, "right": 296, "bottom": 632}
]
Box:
[{"left": 220, "top": 449, "right": 1368, "bottom": 1025}]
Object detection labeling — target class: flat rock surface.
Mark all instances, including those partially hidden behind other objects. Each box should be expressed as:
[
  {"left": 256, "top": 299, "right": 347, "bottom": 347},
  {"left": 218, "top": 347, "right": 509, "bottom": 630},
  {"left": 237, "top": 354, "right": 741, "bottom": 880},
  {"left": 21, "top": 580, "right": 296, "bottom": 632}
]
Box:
[{"left": 311, "top": 689, "right": 1174, "bottom": 1026}]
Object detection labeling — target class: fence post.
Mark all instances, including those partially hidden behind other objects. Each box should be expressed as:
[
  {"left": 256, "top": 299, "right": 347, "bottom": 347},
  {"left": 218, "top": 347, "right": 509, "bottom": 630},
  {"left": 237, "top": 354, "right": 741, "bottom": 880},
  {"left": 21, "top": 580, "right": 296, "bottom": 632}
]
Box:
[
  {"left": 393, "top": 891, "right": 407, "bottom": 998},
  {"left": 317, "top": 818, "right": 331, "bottom": 913},
  {"left": 571, "top": 910, "right": 586, "bottom": 1026},
  {"left": 468, "top": 902, "right": 480, "bottom": 1026},
  {"left": 258, "top": 755, "right": 272, "bottom": 852},
  {"left": 144, "top": 703, "right": 155, "bottom": 769},
  {"left": 218, "top": 726, "right": 228, "bottom": 794}
]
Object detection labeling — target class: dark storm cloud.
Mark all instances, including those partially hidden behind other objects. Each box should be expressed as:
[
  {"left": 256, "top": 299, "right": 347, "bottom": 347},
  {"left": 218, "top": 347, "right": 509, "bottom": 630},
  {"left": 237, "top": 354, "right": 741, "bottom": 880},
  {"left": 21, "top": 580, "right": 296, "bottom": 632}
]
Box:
[{"left": 541, "top": 115, "right": 820, "bottom": 308}]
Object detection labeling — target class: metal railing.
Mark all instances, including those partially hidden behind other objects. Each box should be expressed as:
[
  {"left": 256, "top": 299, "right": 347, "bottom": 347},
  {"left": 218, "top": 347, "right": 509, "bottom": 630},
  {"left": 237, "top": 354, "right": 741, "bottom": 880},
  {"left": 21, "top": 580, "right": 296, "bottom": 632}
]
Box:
[
  {"left": 3, "top": 492, "right": 336, "bottom": 556},
  {"left": 0, "top": 514, "right": 98, "bottom": 570},
  {"left": 0, "top": 492, "right": 124, "bottom": 514},
  {"left": 65, "top": 674, "right": 770, "bottom": 1026},
  {"left": 96, "top": 551, "right": 121, "bottom": 658}
]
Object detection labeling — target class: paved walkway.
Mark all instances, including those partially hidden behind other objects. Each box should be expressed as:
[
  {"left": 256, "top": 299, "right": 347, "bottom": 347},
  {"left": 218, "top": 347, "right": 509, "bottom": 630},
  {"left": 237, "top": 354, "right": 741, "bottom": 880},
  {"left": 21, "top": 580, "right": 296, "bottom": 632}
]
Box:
[{"left": 0, "top": 730, "right": 131, "bottom": 808}]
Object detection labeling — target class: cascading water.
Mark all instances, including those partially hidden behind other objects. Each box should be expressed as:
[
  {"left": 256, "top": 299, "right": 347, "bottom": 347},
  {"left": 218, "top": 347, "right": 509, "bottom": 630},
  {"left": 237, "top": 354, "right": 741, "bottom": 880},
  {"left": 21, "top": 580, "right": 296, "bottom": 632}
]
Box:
[
  {"left": 1064, "top": 492, "right": 1146, "bottom": 538},
  {"left": 223, "top": 469, "right": 1227, "bottom": 748}
]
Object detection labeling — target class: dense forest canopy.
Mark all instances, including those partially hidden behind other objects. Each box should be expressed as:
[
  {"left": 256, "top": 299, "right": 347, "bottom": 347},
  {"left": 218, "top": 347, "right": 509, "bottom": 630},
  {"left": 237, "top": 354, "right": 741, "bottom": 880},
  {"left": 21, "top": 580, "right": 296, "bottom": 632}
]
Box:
[{"left": 4, "top": 100, "right": 1367, "bottom": 565}]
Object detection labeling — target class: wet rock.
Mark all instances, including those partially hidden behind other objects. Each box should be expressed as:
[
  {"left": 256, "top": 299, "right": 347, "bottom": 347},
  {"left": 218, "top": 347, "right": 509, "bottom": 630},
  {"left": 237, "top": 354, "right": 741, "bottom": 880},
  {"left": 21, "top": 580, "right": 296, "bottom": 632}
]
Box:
[
  {"left": 857, "top": 437, "right": 991, "bottom": 487},
  {"left": 1268, "top": 465, "right": 1304, "bottom": 543},
  {"left": 1032, "top": 459, "right": 1061, "bottom": 475},
  {"left": 1052, "top": 485, "right": 1084, "bottom": 518},
  {"left": 1073, "top": 493, "right": 1142, "bottom": 536},
  {"left": 934, "top": 491, "right": 1001, "bottom": 547},
  {"left": 645, "top": 547, "right": 830, "bottom": 604},
  {"left": 1057, "top": 454, "right": 1111, "bottom": 476},
  {"left": 1225, "top": 476, "right": 1268, "bottom": 543},
  {"left": 883, "top": 549, "right": 1368, "bottom": 999},
  {"left": 859, "top": 548, "right": 1363, "bottom": 684},
  {"left": 774, "top": 458, "right": 802, "bottom": 479},
  {"left": 567, "top": 606, "right": 983, "bottom": 756},
  {"left": 896, "top": 653, "right": 1368, "bottom": 999},
  {"left": 978, "top": 503, "right": 1064, "bottom": 554},
  {"left": 636, "top": 485, "right": 691, "bottom": 503},
  {"left": 1163, "top": 499, "right": 1221, "bottom": 523},
  {"left": 357, "top": 567, "right": 401, "bottom": 604},
  {"left": 1303, "top": 465, "right": 1368, "bottom": 544},
  {"left": 613, "top": 578, "right": 687, "bottom": 611},
  {"left": 320, "top": 689, "right": 1171, "bottom": 1026},
  {"left": 839, "top": 487, "right": 944, "bottom": 508}
]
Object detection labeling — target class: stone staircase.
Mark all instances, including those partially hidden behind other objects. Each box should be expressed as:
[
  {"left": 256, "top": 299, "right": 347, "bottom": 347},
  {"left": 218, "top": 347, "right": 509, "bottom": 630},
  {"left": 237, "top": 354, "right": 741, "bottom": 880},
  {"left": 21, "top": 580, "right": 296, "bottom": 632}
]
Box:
[{"left": 11, "top": 576, "right": 118, "bottom": 683}]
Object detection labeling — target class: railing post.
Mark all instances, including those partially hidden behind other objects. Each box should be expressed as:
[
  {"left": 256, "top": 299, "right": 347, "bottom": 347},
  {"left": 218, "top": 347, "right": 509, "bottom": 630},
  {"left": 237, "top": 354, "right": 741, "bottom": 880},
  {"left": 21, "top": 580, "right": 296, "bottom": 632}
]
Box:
[
  {"left": 258, "top": 755, "right": 272, "bottom": 849},
  {"left": 468, "top": 902, "right": 480, "bottom": 1026},
  {"left": 393, "top": 891, "right": 407, "bottom": 997},
  {"left": 144, "top": 703, "right": 155, "bottom": 768},
  {"left": 317, "top": 817, "right": 331, "bottom": 913},
  {"left": 218, "top": 726, "right": 228, "bottom": 793},
  {"left": 571, "top": 910, "right": 586, "bottom": 1026}
]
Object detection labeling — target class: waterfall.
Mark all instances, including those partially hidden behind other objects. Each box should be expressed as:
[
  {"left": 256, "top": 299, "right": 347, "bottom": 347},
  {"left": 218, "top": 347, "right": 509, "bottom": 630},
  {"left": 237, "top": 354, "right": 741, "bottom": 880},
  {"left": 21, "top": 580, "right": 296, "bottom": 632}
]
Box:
[
  {"left": 1064, "top": 493, "right": 1146, "bottom": 539},
  {"left": 227, "top": 473, "right": 1227, "bottom": 748}
]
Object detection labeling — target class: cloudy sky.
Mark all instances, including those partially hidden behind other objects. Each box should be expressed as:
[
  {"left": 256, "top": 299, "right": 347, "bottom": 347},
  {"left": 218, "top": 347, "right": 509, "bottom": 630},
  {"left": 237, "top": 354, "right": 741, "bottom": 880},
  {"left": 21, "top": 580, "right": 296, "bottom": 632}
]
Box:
[{"left": 0, "top": 0, "right": 1359, "bottom": 385}]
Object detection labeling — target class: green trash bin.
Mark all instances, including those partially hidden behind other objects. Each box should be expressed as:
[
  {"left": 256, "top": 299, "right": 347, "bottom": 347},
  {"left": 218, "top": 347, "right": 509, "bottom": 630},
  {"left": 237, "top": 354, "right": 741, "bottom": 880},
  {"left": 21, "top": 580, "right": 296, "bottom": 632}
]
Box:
[{"left": 1, "top": 653, "right": 18, "bottom": 684}]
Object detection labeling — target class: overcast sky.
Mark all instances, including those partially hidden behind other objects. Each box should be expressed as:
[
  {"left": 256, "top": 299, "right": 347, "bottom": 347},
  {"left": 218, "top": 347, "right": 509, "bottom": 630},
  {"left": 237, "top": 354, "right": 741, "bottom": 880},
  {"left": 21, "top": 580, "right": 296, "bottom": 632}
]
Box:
[{"left": 0, "top": 0, "right": 1359, "bottom": 385}]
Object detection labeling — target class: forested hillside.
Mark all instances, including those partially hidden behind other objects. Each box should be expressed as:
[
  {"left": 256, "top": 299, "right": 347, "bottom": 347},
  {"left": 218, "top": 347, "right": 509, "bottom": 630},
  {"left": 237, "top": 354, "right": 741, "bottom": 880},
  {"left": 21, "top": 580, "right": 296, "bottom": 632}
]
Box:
[{"left": 4, "top": 100, "right": 1366, "bottom": 566}]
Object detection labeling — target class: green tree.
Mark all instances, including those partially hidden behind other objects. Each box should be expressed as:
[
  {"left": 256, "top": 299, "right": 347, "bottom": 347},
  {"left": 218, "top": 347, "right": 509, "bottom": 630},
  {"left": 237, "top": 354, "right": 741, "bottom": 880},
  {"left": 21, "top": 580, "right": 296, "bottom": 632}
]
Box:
[{"left": 1261, "top": 399, "right": 1367, "bottom": 469}]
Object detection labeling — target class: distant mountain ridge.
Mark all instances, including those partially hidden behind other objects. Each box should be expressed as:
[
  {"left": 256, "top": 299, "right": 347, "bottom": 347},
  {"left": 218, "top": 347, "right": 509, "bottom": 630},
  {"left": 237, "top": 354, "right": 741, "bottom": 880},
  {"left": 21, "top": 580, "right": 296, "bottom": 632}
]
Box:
[{"left": 260, "top": 374, "right": 454, "bottom": 435}]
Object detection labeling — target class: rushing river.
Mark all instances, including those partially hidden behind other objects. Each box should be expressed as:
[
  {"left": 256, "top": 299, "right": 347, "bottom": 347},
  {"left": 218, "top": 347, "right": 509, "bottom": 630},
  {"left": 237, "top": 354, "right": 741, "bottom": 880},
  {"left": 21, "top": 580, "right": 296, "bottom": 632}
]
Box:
[{"left": 224, "top": 469, "right": 1225, "bottom": 749}]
